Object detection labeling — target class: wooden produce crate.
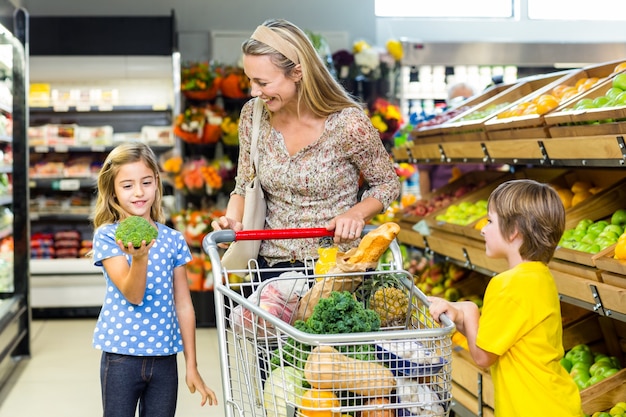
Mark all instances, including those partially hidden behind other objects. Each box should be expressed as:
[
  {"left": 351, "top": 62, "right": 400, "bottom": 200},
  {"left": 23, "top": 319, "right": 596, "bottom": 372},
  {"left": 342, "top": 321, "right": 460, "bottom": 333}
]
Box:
[
  {"left": 424, "top": 229, "right": 471, "bottom": 263},
  {"left": 410, "top": 83, "right": 513, "bottom": 144},
  {"left": 595, "top": 246, "right": 626, "bottom": 288},
  {"left": 484, "top": 61, "right": 623, "bottom": 141},
  {"left": 391, "top": 145, "right": 410, "bottom": 162},
  {"left": 561, "top": 312, "right": 626, "bottom": 415},
  {"left": 397, "top": 221, "right": 427, "bottom": 249},
  {"left": 581, "top": 368, "right": 626, "bottom": 416},
  {"left": 435, "top": 73, "right": 565, "bottom": 144},
  {"left": 399, "top": 169, "right": 509, "bottom": 224},
  {"left": 545, "top": 77, "right": 626, "bottom": 139},
  {"left": 407, "top": 141, "right": 442, "bottom": 162},
  {"left": 554, "top": 176, "right": 626, "bottom": 266},
  {"left": 427, "top": 167, "right": 566, "bottom": 242}
]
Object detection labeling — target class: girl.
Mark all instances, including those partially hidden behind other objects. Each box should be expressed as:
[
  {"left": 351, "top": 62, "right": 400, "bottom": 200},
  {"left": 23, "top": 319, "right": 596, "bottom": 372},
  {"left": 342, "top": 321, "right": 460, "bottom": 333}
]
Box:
[{"left": 91, "top": 142, "right": 217, "bottom": 417}]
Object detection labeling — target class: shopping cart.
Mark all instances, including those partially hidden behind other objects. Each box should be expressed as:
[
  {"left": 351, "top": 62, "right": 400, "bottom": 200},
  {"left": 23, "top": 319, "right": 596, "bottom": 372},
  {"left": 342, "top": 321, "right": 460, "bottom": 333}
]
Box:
[{"left": 203, "top": 227, "right": 455, "bottom": 417}]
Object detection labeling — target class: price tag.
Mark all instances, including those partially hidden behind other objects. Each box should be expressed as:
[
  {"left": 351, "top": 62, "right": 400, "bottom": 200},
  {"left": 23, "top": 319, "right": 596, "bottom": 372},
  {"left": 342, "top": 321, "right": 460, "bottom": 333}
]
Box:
[
  {"left": 53, "top": 145, "right": 69, "bottom": 153},
  {"left": 57, "top": 179, "right": 81, "bottom": 191}
]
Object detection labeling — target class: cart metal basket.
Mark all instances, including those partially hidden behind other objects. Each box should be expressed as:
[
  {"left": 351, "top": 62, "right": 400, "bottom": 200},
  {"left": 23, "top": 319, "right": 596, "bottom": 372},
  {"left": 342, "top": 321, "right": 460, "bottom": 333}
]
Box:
[{"left": 203, "top": 227, "right": 455, "bottom": 417}]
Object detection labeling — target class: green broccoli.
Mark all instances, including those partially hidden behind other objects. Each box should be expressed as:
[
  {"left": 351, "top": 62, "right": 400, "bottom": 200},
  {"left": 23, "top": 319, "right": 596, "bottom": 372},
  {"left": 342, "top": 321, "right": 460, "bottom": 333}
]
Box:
[
  {"left": 115, "top": 216, "right": 158, "bottom": 248},
  {"left": 270, "top": 291, "right": 380, "bottom": 370}
]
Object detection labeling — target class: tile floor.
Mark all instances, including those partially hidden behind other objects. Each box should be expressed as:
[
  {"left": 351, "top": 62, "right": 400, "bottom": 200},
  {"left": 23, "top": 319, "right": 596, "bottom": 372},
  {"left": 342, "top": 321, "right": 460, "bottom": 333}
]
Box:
[{"left": 0, "top": 318, "right": 226, "bottom": 417}]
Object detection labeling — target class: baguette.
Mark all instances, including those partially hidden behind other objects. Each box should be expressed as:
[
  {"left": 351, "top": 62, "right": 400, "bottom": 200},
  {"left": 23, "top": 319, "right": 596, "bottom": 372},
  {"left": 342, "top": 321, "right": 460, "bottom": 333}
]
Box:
[{"left": 347, "top": 222, "right": 400, "bottom": 264}]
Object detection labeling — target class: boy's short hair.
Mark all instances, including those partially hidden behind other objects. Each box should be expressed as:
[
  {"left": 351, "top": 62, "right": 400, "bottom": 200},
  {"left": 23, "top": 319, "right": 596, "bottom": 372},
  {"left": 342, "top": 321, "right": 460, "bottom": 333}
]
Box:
[{"left": 488, "top": 179, "right": 565, "bottom": 263}]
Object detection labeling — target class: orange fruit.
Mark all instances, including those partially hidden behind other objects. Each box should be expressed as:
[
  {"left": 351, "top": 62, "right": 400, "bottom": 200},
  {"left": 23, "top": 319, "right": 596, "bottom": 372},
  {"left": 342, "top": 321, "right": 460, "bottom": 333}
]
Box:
[
  {"left": 522, "top": 103, "right": 538, "bottom": 115},
  {"left": 535, "top": 96, "right": 560, "bottom": 114},
  {"left": 571, "top": 181, "right": 593, "bottom": 194},
  {"left": 571, "top": 190, "right": 592, "bottom": 206},
  {"left": 401, "top": 193, "right": 417, "bottom": 208},
  {"left": 613, "top": 62, "right": 626, "bottom": 73},
  {"left": 474, "top": 217, "right": 489, "bottom": 230},
  {"left": 556, "top": 188, "right": 573, "bottom": 209},
  {"left": 552, "top": 84, "right": 569, "bottom": 98},
  {"left": 300, "top": 390, "right": 340, "bottom": 417},
  {"left": 575, "top": 78, "right": 589, "bottom": 90}
]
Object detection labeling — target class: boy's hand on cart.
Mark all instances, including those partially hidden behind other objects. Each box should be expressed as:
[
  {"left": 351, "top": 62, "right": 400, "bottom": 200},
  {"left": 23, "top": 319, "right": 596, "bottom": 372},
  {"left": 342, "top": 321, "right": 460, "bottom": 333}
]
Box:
[{"left": 427, "top": 296, "right": 458, "bottom": 324}]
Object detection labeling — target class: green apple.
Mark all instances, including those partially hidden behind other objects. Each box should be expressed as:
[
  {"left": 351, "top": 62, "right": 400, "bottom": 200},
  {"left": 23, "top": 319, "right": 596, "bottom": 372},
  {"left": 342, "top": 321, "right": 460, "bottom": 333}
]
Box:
[
  {"left": 576, "top": 219, "right": 594, "bottom": 232},
  {"left": 611, "top": 209, "right": 626, "bottom": 226},
  {"left": 606, "top": 87, "right": 624, "bottom": 101},
  {"left": 593, "top": 96, "right": 610, "bottom": 108},
  {"left": 615, "top": 91, "right": 626, "bottom": 106},
  {"left": 560, "top": 357, "right": 573, "bottom": 373},
  {"left": 574, "top": 98, "right": 596, "bottom": 110},
  {"left": 589, "top": 360, "right": 613, "bottom": 376},
  {"left": 613, "top": 72, "right": 626, "bottom": 90}
]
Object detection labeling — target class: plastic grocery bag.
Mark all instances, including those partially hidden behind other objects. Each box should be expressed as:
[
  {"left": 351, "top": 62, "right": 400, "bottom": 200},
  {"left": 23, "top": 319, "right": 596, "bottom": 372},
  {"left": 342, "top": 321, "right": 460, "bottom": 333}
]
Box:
[{"left": 230, "top": 271, "right": 309, "bottom": 338}]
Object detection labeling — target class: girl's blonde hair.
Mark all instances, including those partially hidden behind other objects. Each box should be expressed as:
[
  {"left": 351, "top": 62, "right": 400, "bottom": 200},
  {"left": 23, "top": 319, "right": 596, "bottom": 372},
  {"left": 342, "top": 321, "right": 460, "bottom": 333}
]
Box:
[
  {"left": 92, "top": 142, "right": 165, "bottom": 228},
  {"left": 488, "top": 179, "right": 565, "bottom": 264},
  {"left": 242, "top": 18, "right": 362, "bottom": 118}
]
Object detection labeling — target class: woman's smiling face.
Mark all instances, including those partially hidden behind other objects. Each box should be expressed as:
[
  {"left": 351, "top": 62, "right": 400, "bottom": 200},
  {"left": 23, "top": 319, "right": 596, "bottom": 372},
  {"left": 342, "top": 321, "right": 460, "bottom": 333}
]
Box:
[{"left": 243, "top": 54, "right": 298, "bottom": 111}]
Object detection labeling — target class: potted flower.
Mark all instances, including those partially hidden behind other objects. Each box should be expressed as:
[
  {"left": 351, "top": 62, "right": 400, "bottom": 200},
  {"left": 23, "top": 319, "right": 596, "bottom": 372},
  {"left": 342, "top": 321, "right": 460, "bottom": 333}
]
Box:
[{"left": 181, "top": 61, "right": 223, "bottom": 101}]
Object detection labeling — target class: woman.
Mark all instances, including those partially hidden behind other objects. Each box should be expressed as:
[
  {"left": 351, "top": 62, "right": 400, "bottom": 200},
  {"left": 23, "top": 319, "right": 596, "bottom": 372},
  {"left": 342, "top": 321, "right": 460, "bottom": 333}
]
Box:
[{"left": 212, "top": 18, "right": 400, "bottom": 269}]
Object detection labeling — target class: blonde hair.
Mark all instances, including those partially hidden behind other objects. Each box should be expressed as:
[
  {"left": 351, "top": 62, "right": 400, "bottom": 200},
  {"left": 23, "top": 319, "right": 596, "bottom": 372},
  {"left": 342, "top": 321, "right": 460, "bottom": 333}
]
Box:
[
  {"left": 92, "top": 142, "right": 165, "bottom": 228},
  {"left": 488, "top": 179, "right": 565, "bottom": 264},
  {"left": 242, "top": 18, "right": 362, "bottom": 117}
]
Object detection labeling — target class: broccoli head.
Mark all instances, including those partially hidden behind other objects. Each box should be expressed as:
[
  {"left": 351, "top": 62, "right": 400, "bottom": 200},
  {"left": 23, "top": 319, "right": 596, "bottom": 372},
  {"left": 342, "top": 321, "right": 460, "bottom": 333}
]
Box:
[{"left": 115, "top": 216, "right": 158, "bottom": 248}]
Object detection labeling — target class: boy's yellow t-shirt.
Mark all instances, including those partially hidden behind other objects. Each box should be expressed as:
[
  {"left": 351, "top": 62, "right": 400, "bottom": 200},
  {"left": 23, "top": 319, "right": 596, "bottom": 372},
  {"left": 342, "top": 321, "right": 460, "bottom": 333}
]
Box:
[{"left": 476, "top": 261, "right": 583, "bottom": 417}]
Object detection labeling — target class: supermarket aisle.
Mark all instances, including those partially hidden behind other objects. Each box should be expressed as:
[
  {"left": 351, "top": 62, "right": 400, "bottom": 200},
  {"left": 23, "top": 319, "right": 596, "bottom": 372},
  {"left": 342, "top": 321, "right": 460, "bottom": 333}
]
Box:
[{"left": 0, "top": 318, "right": 226, "bottom": 417}]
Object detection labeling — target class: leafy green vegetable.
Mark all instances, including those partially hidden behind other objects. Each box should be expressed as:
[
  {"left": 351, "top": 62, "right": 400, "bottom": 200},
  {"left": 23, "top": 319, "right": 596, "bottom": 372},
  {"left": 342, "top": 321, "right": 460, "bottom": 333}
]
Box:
[
  {"left": 270, "top": 291, "right": 380, "bottom": 370},
  {"left": 115, "top": 216, "right": 158, "bottom": 248}
]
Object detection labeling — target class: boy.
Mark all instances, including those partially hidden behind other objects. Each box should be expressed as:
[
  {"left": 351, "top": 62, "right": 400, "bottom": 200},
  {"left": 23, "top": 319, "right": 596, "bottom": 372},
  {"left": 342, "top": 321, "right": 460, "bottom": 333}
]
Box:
[{"left": 428, "top": 179, "right": 583, "bottom": 416}]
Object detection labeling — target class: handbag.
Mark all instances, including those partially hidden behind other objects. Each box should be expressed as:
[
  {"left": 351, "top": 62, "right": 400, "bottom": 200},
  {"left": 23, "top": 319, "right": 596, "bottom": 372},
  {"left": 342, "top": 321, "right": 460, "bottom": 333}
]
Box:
[{"left": 221, "top": 98, "right": 266, "bottom": 273}]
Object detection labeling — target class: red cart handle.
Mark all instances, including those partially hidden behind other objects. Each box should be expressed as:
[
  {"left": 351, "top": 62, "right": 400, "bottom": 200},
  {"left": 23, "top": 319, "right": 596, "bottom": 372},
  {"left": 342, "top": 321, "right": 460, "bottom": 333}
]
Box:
[{"left": 232, "top": 228, "right": 335, "bottom": 241}]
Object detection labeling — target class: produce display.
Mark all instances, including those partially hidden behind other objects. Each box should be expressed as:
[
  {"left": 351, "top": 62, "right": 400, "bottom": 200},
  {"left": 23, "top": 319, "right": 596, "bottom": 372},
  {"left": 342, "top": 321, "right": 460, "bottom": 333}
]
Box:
[
  {"left": 584, "top": 400, "right": 626, "bottom": 417},
  {"left": 496, "top": 74, "right": 607, "bottom": 119},
  {"left": 456, "top": 101, "right": 511, "bottom": 122},
  {"left": 415, "top": 105, "right": 471, "bottom": 129},
  {"left": 559, "top": 209, "right": 626, "bottom": 254},
  {"left": 434, "top": 199, "right": 488, "bottom": 226},
  {"left": 561, "top": 343, "right": 622, "bottom": 390},
  {"left": 401, "top": 180, "right": 487, "bottom": 219},
  {"left": 114, "top": 216, "right": 158, "bottom": 248},
  {"left": 552, "top": 180, "right": 601, "bottom": 209},
  {"left": 565, "top": 71, "right": 626, "bottom": 114}
]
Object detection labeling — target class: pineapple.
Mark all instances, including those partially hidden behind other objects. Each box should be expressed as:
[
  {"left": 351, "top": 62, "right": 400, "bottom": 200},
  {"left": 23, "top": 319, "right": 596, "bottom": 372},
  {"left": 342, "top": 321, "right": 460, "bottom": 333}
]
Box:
[{"left": 360, "top": 273, "right": 410, "bottom": 327}]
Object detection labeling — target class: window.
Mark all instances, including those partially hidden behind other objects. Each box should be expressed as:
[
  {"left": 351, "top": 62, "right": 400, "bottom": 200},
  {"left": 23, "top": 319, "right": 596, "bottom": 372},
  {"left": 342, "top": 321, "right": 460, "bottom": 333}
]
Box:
[
  {"left": 374, "top": 0, "right": 514, "bottom": 18},
  {"left": 528, "top": 0, "right": 626, "bottom": 20}
]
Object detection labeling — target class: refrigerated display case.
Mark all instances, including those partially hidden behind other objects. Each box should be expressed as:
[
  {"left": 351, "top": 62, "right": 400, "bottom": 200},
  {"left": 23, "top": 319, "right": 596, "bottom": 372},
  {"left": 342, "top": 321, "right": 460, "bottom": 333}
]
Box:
[{"left": 0, "top": 6, "right": 31, "bottom": 388}]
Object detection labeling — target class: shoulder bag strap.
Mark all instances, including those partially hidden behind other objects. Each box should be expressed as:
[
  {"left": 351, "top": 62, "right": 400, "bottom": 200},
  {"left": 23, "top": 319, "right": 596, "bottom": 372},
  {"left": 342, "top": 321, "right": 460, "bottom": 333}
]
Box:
[{"left": 250, "top": 97, "right": 264, "bottom": 174}]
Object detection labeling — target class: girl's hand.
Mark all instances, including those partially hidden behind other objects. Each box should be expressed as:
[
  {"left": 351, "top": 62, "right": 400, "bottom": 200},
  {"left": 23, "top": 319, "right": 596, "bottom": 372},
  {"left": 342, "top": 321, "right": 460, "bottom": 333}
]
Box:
[
  {"left": 326, "top": 213, "right": 365, "bottom": 244},
  {"left": 186, "top": 369, "right": 218, "bottom": 407},
  {"left": 116, "top": 239, "right": 155, "bottom": 258}
]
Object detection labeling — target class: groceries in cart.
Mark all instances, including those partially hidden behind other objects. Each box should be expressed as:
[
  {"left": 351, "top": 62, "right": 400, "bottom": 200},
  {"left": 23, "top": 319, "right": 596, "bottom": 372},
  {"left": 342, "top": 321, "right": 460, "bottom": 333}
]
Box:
[
  {"left": 230, "top": 271, "right": 309, "bottom": 338},
  {"left": 295, "top": 222, "right": 402, "bottom": 321},
  {"left": 206, "top": 224, "right": 454, "bottom": 417}
]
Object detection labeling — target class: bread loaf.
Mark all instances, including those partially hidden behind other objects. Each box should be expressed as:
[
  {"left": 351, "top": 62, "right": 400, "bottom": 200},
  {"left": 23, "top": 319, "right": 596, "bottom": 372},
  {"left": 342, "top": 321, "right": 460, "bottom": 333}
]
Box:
[{"left": 347, "top": 222, "right": 400, "bottom": 264}]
